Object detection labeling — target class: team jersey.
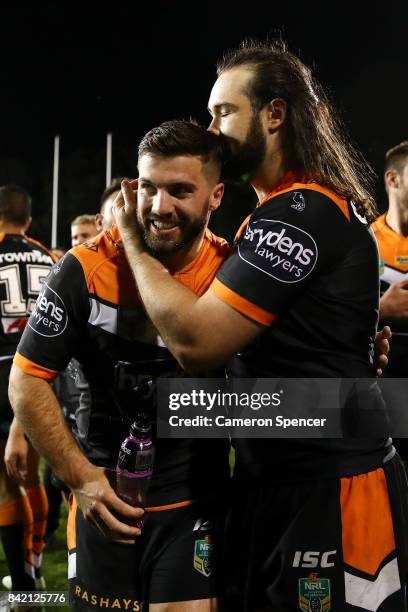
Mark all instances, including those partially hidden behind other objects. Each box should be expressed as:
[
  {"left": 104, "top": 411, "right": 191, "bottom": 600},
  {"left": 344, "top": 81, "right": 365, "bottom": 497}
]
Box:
[
  {"left": 371, "top": 213, "right": 408, "bottom": 375},
  {"left": 0, "top": 233, "right": 54, "bottom": 358},
  {"left": 15, "top": 226, "right": 231, "bottom": 506},
  {"left": 212, "top": 174, "right": 392, "bottom": 481}
]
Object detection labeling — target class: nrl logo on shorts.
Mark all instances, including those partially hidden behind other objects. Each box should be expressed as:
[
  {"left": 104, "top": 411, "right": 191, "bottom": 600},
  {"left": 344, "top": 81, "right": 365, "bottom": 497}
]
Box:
[
  {"left": 193, "top": 535, "right": 213, "bottom": 577},
  {"left": 299, "top": 573, "right": 331, "bottom": 612}
]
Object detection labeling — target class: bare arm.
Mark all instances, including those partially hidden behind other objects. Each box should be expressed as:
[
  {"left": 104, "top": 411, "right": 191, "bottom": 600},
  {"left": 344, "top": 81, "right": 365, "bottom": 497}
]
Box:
[
  {"left": 4, "top": 417, "right": 29, "bottom": 482},
  {"left": 9, "top": 366, "right": 88, "bottom": 486},
  {"left": 113, "top": 181, "right": 391, "bottom": 374},
  {"left": 9, "top": 365, "right": 143, "bottom": 541},
  {"left": 113, "top": 180, "right": 264, "bottom": 372}
]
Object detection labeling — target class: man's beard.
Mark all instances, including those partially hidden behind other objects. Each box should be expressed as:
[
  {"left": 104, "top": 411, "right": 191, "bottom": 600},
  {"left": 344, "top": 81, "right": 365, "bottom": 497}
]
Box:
[
  {"left": 138, "top": 208, "right": 208, "bottom": 257},
  {"left": 221, "top": 112, "right": 267, "bottom": 183}
]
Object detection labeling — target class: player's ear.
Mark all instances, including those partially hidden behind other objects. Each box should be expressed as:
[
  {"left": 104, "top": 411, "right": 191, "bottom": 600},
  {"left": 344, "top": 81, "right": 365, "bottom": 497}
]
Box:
[
  {"left": 385, "top": 169, "right": 398, "bottom": 190},
  {"left": 265, "top": 98, "right": 287, "bottom": 132},
  {"left": 95, "top": 213, "right": 103, "bottom": 231},
  {"left": 209, "top": 183, "right": 224, "bottom": 212}
]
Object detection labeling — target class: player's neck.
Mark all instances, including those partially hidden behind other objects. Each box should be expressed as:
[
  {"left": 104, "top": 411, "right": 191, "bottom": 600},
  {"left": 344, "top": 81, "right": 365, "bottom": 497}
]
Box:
[
  {"left": 0, "top": 223, "right": 25, "bottom": 235},
  {"left": 250, "top": 143, "right": 291, "bottom": 202},
  {"left": 159, "top": 231, "right": 205, "bottom": 272},
  {"left": 386, "top": 200, "right": 408, "bottom": 237}
]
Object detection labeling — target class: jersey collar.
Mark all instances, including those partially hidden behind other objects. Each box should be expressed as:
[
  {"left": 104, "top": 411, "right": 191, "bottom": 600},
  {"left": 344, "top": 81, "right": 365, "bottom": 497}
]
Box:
[
  {"left": 257, "top": 171, "right": 309, "bottom": 207},
  {"left": 377, "top": 213, "right": 408, "bottom": 241},
  {"left": 107, "top": 225, "right": 124, "bottom": 248}
]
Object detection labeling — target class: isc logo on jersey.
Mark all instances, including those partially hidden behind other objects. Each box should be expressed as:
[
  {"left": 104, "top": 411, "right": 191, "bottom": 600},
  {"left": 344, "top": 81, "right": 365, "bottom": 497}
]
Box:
[
  {"left": 28, "top": 283, "right": 68, "bottom": 337},
  {"left": 239, "top": 219, "right": 318, "bottom": 283}
]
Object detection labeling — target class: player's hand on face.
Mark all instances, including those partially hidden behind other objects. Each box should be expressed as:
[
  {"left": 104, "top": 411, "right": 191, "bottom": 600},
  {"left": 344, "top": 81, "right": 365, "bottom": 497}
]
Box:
[
  {"left": 374, "top": 325, "right": 392, "bottom": 377},
  {"left": 112, "top": 179, "right": 142, "bottom": 245},
  {"left": 73, "top": 465, "right": 144, "bottom": 543},
  {"left": 4, "top": 427, "right": 29, "bottom": 483}
]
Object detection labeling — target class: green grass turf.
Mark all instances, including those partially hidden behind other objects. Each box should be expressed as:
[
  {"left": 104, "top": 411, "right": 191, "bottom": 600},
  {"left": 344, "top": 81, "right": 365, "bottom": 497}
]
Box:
[
  {"left": 0, "top": 449, "right": 235, "bottom": 611},
  {"left": 0, "top": 502, "right": 69, "bottom": 611}
]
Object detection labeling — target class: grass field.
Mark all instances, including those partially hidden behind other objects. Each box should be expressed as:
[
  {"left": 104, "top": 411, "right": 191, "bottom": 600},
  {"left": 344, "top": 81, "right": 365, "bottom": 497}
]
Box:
[
  {"left": 0, "top": 448, "right": 235, "bottom": 611},
  {"left": 0, "top": 502, "right": 69, "bottom": 611}
]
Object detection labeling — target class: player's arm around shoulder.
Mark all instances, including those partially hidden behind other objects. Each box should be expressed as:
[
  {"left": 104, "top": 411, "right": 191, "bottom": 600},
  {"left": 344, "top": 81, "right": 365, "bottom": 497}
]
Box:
[
  {"left": 176, "top": 188, "right": 349, "bottom": 371},
  {"left": 122, "top": 233, "right": 264, "bottom": 372},
  {"left": 168, "top": 287, "right": 265, "bottom": 373}
]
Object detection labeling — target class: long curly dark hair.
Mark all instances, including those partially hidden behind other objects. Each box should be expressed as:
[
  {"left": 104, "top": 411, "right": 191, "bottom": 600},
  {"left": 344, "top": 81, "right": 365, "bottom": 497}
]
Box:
[{"left": 217, "top": 40, "right": 378, "bottom": 221}]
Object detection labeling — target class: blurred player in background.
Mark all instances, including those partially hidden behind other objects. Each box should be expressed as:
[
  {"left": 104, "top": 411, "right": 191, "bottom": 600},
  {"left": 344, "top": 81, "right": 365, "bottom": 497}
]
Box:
[
  {"left": 372, "top": 141, "right": 408, "bottom": 460},
  {"left": 0, "top": 185, "right": 54, "bottom": 591},
  {"left": 71, "top": 214, "right": 98, "bottom": 247},
  {"left": 95, "top": 178, "right": 124, "bottom": 232}
]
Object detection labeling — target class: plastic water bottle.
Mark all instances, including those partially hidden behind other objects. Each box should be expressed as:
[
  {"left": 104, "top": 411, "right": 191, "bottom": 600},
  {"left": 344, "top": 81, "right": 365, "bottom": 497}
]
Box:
[{"left": 116, "top": 413, "right": 154, "bottom": 528}]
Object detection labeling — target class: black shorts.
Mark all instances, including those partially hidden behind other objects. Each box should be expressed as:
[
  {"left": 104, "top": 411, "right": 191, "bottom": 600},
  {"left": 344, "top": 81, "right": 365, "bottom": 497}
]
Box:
[
  {"left": 0, "top": 358, "right": 13, "bottom": 438},
  {"left": 222, "top": 456, "right": 408, "bottom": 612},
  {"left": 68, "top": 497, "right": 224, "bottom": 611}
]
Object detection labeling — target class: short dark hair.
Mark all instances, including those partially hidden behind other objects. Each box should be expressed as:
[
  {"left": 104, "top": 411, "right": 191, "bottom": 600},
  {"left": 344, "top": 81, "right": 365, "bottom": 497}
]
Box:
[
  {"left": 385, "top": 141, "right": 408, "bottom": 174},
  {"left": 138, "top": 120, "right": 224, "bottom": 175},
  {"left": 99, "top": 178, "right": 124, "bottom": 209},
  {"left": 217, "top": 40, "right": 377, "bottom": 221},
  {"left": 0, "top": 184, "right": 31, "bottom": 225}
]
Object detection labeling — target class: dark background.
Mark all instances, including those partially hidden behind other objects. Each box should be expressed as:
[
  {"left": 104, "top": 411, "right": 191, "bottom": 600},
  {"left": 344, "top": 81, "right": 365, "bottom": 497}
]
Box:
[{"left": 1, "top": 1, "right": 407, "bottom": 247}]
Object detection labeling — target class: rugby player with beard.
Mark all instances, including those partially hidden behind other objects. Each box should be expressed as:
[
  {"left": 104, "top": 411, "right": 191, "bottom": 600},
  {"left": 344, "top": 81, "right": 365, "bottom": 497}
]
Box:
[
  {"left": 8, "top": 121, "right": 230, "bottom": 611},
  {"left": 112, "top": 42, "right": 406, "bottom": 612}
]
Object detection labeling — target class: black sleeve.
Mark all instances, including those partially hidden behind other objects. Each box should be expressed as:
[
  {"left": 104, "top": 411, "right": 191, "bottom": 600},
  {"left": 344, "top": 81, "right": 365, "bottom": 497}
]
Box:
[
  {"left": 16, "top": 253, "right": 90, "bottom": 373},
  {"left": 215, "top": 189, "right": 351, "bottom": 318}
]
